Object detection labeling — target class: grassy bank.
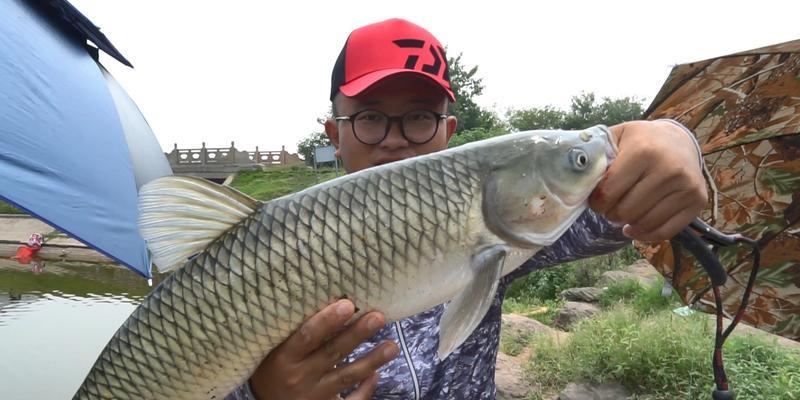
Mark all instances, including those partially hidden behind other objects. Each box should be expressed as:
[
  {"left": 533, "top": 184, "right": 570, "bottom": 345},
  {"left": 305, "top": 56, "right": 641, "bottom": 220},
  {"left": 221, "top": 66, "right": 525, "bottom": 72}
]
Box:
[
  {"left": 501, "top": 273, "right": 800, "bottom": 399},
  {"left": 230, "top": 165, "right": 341, "bottom": 201},
  {"left": 0, "top": 201, "right": 23, "bottom": 214},
  {"left": 525, "top": 307, "right": 800, "bottom": 399},
  {"left": 0, "top": 166, "right": 337, "bottom": 215}
]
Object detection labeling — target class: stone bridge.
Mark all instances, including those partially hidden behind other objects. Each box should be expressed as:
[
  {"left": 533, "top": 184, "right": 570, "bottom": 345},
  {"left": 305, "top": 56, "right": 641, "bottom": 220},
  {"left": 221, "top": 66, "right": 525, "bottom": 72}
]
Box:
[{"left": 165, "top": 142, "right": 303, "bottom": 183}]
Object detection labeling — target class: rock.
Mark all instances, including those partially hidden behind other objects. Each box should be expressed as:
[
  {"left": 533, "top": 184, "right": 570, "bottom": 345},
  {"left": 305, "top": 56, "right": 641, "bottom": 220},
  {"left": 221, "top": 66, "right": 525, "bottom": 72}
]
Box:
[
  {"left": 557, "top": 382, "right": 631, "bottom": 400},
  {"left": 626, "top": 259, "right": 661, "bottom": 286},
  {"left": 560, "top": 287, "right": 604, "bottom": 303},
  {"left": 553, "top": 302, "right": 601, "bottom": 330},
  {"left": 495, "top": 352, "right": 532, "bottom": 399},
  {"left": 502, "top": 313, "right": 557, "bottom": 336},
  {"left": 597, "top": 270, "right": 640, "bottom": 287},
  {"left": 597, "top": 260, "right": 661, "bottom": 288}
]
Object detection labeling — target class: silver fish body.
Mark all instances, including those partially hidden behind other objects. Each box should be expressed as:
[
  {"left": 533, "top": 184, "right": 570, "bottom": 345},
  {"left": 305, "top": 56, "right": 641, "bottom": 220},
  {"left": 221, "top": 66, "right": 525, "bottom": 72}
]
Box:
[{"left": 74, "top": 126, "right": 614, "bottom": 399}]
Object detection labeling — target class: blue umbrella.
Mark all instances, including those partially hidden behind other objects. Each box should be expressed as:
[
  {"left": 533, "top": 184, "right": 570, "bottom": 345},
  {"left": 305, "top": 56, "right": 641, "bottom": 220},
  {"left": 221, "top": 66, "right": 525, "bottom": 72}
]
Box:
[{"left": 0, "top": 0, "right": 172, "bottom": 278}]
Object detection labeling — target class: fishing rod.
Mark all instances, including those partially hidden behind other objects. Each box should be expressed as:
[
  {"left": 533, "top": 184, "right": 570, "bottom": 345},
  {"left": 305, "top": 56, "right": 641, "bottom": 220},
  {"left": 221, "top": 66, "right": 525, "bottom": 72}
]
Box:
[{"left": 671, "top": 218, "right": 761, "bottom": 400}]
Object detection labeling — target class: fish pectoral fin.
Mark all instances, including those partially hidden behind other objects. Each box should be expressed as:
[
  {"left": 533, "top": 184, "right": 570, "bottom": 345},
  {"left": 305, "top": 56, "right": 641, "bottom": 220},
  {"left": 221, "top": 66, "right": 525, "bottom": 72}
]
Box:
[
  {"left": 437, "top": 245, "right": 506, "bottom": 360},
  {"left": 138, "top": 176, "right": 262, "bottom": 272}
]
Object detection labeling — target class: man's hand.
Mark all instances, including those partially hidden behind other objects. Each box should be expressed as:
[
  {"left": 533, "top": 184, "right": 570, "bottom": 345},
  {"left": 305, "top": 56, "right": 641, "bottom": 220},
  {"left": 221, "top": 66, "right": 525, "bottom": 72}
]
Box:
[
  {"left": 590, "top": 120, "right": 708, "bottom": 242},
  {"left": 249, "top": 299, "right": 399, "bottom": 400}
]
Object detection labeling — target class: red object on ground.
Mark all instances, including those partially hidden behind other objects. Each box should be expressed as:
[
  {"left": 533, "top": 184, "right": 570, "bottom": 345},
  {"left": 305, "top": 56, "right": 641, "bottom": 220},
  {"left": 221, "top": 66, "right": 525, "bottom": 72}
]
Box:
[{"left": 12, "top": 245, "right": 41, "bottom": 264}]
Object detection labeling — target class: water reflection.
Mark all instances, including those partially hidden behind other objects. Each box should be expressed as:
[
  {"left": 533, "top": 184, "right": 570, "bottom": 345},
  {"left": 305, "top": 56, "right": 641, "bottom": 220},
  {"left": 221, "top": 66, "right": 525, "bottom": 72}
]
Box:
[{"left": 0, "top": 258, "right": 169, "bottom": 399}]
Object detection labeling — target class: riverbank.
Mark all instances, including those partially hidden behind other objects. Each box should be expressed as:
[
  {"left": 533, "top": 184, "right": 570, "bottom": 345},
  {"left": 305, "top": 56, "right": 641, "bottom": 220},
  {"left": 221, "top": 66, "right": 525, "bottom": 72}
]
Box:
[
  {"left": 0, "top": 166, "right": 342, "bottom": 265},
  {"left": 0, "top": 215, "right": 112, "bottom": 263}
]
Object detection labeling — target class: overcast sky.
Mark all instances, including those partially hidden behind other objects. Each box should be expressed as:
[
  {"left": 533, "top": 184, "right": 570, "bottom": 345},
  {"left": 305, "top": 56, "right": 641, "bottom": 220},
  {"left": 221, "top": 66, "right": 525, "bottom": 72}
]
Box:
[{"left": 71, "top": 0, "right": 799, "bottom": 154}]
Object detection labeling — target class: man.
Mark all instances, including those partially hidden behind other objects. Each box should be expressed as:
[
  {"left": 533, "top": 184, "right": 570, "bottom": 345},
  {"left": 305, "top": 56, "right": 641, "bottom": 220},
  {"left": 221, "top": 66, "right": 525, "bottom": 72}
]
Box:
[{"left": 229, "top": 18, "right": 707, "bottom": 400}]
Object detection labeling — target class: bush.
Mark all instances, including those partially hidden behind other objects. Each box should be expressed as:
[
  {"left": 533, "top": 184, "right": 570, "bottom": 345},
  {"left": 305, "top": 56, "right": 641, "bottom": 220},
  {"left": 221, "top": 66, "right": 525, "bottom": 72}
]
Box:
[
  {"left": 506, "top": 244, "right": 641, "bottom": 303},
  {"left": 630, "top": 278, "right": 682, "bottom": 315},
  {"left": 506, "top": 265, "right": 574, "bottom": 301},
  {"left": 526, "top": 308, "right": 800, "bottom": 399},
  {"left": 597, "top": 277, "right": 682, "bottom": 314},
  {"left": 598, "top": 279, "right": 644, "bottom": 308}
]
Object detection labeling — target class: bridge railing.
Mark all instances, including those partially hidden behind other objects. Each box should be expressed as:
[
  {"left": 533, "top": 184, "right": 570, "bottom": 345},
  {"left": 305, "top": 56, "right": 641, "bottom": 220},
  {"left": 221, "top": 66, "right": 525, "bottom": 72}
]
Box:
[
  {"left": 166, "top": 142, "right": 302, "bottom": 168},
  {"left": 248, "top": 150, "right": 285, "bottom": 165}
]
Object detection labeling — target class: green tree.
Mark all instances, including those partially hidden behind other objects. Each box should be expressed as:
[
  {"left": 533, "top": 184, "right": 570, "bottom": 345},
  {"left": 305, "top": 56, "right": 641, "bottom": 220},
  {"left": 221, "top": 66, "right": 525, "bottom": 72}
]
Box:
[
  {"left": 296, "top": 130, "right": 332, "bottom": 166},
  {"left": 447, "top": 127, "right": 507, "bottom": 148},
  {"left": 446, "top": 52, "right": 503, "bottom": 132},
  {"left": 506, "top": 106, "right": 567, "bottom": 131},
  {"left": 562, "top": 92, "right": 645, "bottom": 129},
  {"left": 505, "top": 93, "right": 645, "bottom": 132}
]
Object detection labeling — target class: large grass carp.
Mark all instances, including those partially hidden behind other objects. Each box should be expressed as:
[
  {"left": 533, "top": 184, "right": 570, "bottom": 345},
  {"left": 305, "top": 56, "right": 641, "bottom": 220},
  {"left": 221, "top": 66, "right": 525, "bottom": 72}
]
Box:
[{"left": 75, "top": 126, "right": 616, "bottom": 399}]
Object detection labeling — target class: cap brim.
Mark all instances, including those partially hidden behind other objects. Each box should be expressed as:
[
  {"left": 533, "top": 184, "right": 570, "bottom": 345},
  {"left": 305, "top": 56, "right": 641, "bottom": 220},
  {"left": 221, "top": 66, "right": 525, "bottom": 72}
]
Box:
[{"left": 339, "top": 69, "right": 456, "bottom": 102}]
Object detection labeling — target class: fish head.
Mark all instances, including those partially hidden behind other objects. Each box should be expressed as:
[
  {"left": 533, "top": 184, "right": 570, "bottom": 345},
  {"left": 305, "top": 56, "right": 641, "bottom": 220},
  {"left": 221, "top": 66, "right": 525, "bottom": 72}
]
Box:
[{"left": 482, "top": 125, "right": 615, "bottom": 247}]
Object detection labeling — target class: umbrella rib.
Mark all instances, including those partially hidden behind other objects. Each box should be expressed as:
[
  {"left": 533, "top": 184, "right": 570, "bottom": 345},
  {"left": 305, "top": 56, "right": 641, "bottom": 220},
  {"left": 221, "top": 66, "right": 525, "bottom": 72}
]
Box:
[
  {"left": 717, "top": 192, "right": 774, "bottom": 219},
  {"left": 751, "top": 147, "right": 779, "bottom": 205},
  {"left": 705, "top": 131, "right": 800, "bottom": 155},
  {"left": 725, "top": 62, "right": 786, "bottom": 91},
  {"left": 700, "top": 161, "right": 720, "bottom": 222},
  {"left": 684, "top": 61, "right": 786, "bottom": 119}
]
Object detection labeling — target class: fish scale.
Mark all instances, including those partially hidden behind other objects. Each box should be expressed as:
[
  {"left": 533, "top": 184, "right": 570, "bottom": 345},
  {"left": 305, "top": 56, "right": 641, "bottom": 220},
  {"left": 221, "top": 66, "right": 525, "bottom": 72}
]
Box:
[{"left": 75, "top": 127, "right": 613, "bottom": 399}]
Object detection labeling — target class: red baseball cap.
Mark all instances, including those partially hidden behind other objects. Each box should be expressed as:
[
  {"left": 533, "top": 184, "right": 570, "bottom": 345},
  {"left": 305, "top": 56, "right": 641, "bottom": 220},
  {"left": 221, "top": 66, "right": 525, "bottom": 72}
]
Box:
[{"left": 330, "top": 18, "right": 456, "bottom": 102}]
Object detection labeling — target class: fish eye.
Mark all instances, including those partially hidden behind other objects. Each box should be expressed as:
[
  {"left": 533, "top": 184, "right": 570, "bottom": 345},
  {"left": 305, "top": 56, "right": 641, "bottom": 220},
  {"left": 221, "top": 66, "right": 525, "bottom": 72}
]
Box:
[{"left": 570, "top": 148, "right": 589, "bottom": 170}]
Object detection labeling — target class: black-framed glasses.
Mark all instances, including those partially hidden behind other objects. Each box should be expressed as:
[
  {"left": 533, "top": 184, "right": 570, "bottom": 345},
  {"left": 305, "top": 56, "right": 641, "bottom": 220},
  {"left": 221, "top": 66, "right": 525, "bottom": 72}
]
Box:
[{"left": 334, "top": 109, "right": 448, "bottom": 145}]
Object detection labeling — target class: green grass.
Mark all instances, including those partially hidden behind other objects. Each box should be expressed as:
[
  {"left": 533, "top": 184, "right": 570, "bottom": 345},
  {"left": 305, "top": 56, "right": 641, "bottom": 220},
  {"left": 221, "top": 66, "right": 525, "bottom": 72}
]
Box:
[
  {"left": 525, "top": 308, "right": 800, "bottom": 399},
  {"left": 230, "top": 165, "right": 341, "bottom": 201},
  {"left": 500, "top": 325, "right": 537, "bottom": 357},
  {"left": 0, "top": 200, "right": 24, "bottom": 214},
  {"left": 597, "top": 277, "right": 682, "bottom": 314},
  {"left": 630, "top": 279, "right": 683, "bottom": 315},
  {"left": 597, "top": 278, "right": 643, "bottom": 308}
]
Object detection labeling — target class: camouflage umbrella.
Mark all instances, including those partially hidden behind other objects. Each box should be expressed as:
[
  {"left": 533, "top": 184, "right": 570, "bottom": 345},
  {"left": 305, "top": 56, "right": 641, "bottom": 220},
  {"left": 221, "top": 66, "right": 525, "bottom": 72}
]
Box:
[{"left": 639, "top": 39, "right": 800, "bottom": 341}]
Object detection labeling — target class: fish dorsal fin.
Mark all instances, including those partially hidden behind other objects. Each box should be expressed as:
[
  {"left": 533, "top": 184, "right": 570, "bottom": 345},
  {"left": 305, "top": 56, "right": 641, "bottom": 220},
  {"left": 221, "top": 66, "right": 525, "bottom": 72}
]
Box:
[
  {"left": 437, "top": 245, "right": 506, "bottom": 359},
  {"left": 138, "top": 176, "right": 262, "bottom": 272}
]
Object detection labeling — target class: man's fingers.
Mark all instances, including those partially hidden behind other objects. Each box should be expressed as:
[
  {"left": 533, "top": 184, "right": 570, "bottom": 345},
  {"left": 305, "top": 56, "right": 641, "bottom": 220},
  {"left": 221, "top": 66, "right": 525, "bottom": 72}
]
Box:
[
  {"left": 589, "top": 126, "right": 648, "bottom": 215},
  {"left": 319, "top": 341, "right": 399, "bottom": 394},
  {"left": 624, "top": 190, "right": 693, "bottom": 235},
  {"left": 344, "top": 372, "right": 379, "bottom": 400},
  {"left": 603, "top": 171, "right": 680, "bottom": 224},
  {"left": 308, "top": 311, "right": 387, "bottom": 374},
  {"left": 624, "top": 207, "right": 699, "bottom": 242},
  {"left": 281, "top": 299, "right": 354, "bottom": 362}
]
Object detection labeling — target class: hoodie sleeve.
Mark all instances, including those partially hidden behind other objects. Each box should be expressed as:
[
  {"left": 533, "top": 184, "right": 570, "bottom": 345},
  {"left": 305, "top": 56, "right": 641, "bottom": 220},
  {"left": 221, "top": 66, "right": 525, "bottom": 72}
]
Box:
[{"left": 224, "top": 383, "right": 258, "bottom": 400}]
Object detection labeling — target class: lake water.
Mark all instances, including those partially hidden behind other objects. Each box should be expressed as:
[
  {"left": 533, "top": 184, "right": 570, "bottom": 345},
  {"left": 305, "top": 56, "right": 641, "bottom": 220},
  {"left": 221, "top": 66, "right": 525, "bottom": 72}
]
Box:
[{"left": 0, "top": 258, "right": 167, "bottom": 400}]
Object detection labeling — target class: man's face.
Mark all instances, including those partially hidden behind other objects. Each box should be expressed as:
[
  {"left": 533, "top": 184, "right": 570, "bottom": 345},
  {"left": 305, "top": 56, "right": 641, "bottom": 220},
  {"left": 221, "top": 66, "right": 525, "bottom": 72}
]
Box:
[{"left": 325, "top": 75, "right": 457, "bottom": 173}]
